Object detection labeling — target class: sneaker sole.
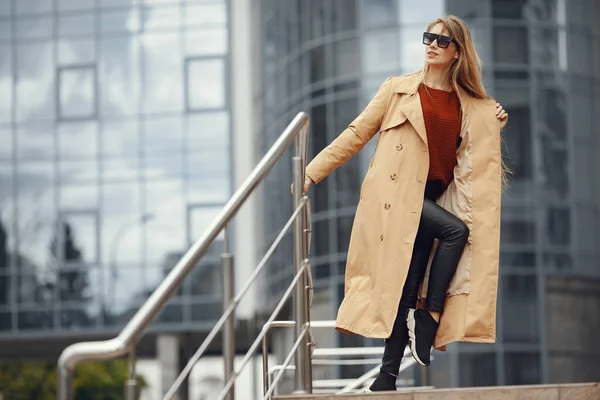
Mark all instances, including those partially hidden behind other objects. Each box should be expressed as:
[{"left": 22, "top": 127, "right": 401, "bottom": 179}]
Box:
[{"left": 406, "top": 309, "right": 428, "bottom": 367}]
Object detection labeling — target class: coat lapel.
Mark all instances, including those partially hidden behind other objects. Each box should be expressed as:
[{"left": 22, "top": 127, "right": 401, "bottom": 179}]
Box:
[{"left": 397, "top": 93, "right": 428, "bottom": 150}]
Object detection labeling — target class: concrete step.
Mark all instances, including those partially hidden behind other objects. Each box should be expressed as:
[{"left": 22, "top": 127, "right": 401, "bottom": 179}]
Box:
[{"left": 275, "top": 382, "right": 599, "bottom": 400}]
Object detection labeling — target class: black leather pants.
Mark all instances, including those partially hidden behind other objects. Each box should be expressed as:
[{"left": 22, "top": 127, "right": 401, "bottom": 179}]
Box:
[{"left": 381, "top": 181, "right": 469, "bottom": 375}]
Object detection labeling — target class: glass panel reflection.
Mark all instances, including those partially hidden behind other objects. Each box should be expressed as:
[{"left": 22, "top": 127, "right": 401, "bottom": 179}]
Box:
[
  {"left": 100, "top": 8, "right": 140, "bottom": 33},
  {"left": 59, "top": 67, "right": 97, "bottom": 120},
  {"left": 141, "top": 5, "right": 180, "bottom": 30},
  {"left": 16, "top": 42, "right": 55, "bottom": 122},
  {"left": 186, "top": 58, "right": 226, "bottom": 110},
  {"left": 505, "top": 353, "right": 540, "bottom": 385},
  {"left": 58, "top": 13, "right": 96, "bottom": 37},
  {"left": 16, "top": 16, "right": 53, "bottom": 40},
  {"left": 185, "top": 29, "right": 228, "bottom": 56},
  {"left": 141, "top": 33, "right": 183, "bottom": 113},
  {"left": 58, "top": 38, "right": 96, "bottom": 66},
  {"left": 185, "top": 3, "right": 227, "bottom": 27},
  {"left": 99, "top": 37, "right": 141, "bottom": 116},
  {"left": 15, "top": 0, "right": 52, "bottom": 15},
  {"left": 502, "top": 275, "right": 539, "bottom": 344},
  {"left": 17, "top": 124, "right": 54, "bottom": 161},
  {"left": 59, "top": 121, "right": 98, "bottom": 159}
]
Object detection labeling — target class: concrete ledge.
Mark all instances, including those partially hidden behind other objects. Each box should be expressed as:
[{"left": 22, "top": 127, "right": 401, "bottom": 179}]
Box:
[{"left": 275, "top": 382, "right": 600, "bottom": 400}]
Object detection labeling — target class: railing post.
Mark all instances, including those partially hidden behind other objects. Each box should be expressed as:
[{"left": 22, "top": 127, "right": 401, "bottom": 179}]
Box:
[
  {"left": 57, "top": 367, "right": 73, "bottom": 400},
  {"left": 125, "top": 349, "right": 139, "bottom": 400},
  {"left": 292, "top": 155, "right": 309, "bottom": 394},
  {"left": 222, "top": 225, "right": 235, "bottom": 400}
]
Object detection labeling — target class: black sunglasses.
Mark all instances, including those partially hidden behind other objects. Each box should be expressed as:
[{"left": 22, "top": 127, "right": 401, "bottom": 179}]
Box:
[{"left": 423, "top": 32, "right": 456, "bottom": 49}]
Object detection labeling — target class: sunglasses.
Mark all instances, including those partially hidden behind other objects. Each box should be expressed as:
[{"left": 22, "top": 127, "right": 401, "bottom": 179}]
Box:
[{"left": 423, "top": 32, "right": 457, "bottom": 49}]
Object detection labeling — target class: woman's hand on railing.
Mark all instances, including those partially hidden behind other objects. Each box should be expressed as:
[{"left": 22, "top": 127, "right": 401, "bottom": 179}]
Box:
[{"left": 291, "top": 176, "right": 314, "bottom": 195}]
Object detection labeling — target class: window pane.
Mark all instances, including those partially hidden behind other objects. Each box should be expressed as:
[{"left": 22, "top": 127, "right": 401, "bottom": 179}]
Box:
[
  {"left": 186, "top": 58, "right": 225, "bottom": 110},
  {"left": 142, "top": 33, "right": 183, "bottom": 113},
  {"left": 144, "top": 117, "right": 183, "bottom": 157},
  {"left": 58, "top": 0, "right": 95, "bottom": 11},
  {"left": 538, "top": 87, "right": 566, "bottom": 141},
  {"left": 102, "top": 120, "right": 139, "bottom": 157},
  {"left": 59, "top": 13, "right": 96, "bottom": 37},
  {"left": 99, "top": 37, "right": 141, "bottom": 116},
  {"left": 16, "top": 16, "right": 53, "bottom": 40},
  {"left": 541, "top": 139, "right": 568, "bottom": 199},
  {"left": 493, "top": 26, "right": 529, "bottom": 64},
  {"left": 0, "top": 45, "right": 11, "bottom": 123},
  {"left": 16, "top": 163, "right": 56, "bottom": 270},
  {"left": 398, "top": 0, "right": 444, "bottom": 24},
  {"left": 492, "top": 0, "right": 525, "bottom": 19},
  {"left": 15, "top": 0, "right": 52, "bottom": 15},
  {"left": 501, "top": 220, "right": 535, "bottom": 244},
  {"left": 502, "top": 107, "right": 532, "bottom": 180},
  {"left": 0, "top": 2, "right": 11, "bottom": 16},
  {"left": 399, "top": 26, "right": 425, "bottom": 73},
  {"left": 0, "top": 129, "right": 12, "bottom": 159},
  {"left": 59, "top": 67, "right": 97, "bottom": 120},
  {"left": 363, "top": 30, "right": 398, "bottom": 74},
  {"left": 100, "top": 0, "right": 138, "bottom": 7},
  {"left": 100, "top": 183, "right": 142, "bottom": 265},
  {"left": 185, "top": 3, "right": 227, "bottom": 27},
  {"left": 188, "top": 206, "right": 223, "bottom": 244},
  {"left": 334, "top": 38, "right": 359, "bottom": 78},
  {"left": 58, "top": 38, "right": 96, "bottom": 66},
  {"left": 186, "top": 112, "right": 229, "bottom": 152},
  {"left": 187, "top": 176, "right": 229, "bottom": 204},
  {"left": 17, "top": 124, "right": 54, "bottom": 161},
  {"left": 505, "top": 353, "right": 540, "bottom": 385},
  {"left": 184, "top": 29, "right": 228, "bottom": 56},
  {"left": 59, "top": 121, "right": 98, "bottom": 159},
  {"left": 567, "top": 32, "right": 593, "bottom": 75},
  {"left": 500, "top": 251, "right": 537, "bottom": 268},
  {"left": 142, "top": 5, "right": 180, "bottom": 30},
  {"left": 0, "top": 19, "right": 11, "bottom": 42},
  {"left": 545, "top": 207, "right": 570, "bottom": 245},
  {"left": 103, "top": 158, "right": 140, "bottom": 182},
  {"left": 361, "top": 0, "right": 396, "bottom": 27},
  {"left": 16, "top": 42, "right": 55, "bottom": 122},
  {"left": 459, "top": 353, "right": 497, "bottom": 386},
  {"left": 56, "top": 212, "right": 99, "bottom": 265},
  {"left": 60, "top": 184, "right": 98, "bottom": 209},
  {"left": 502, "top": 275, "right": 539, "bottom": 344},
  {"left": 100, "top": 8, "right": 140, "bottom": 33},
  {"left": 145, "top": 180, "right": 185, "bottom": 263}
]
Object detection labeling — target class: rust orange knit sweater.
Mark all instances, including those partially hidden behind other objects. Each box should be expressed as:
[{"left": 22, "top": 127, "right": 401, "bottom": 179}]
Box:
[{"left": 418, "top": 84, "right": 462, "bottom": 191}]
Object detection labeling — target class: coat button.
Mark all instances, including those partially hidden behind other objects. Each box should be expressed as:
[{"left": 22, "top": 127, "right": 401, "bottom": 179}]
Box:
[
  {"left": 380, "top": 234, "right": 384, "bottom": 241},
  {"left": 384, "top": 203, "right": 391, "bottom": 210},
  {"left": 390, "top": 174, "right": 397, "bottom": 180},
  {"left": 396, "top": 144, "right": 403, "bottom": 151}
]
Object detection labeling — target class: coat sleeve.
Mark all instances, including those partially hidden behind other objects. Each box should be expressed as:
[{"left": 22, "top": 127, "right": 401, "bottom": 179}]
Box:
[{"left": 305, "top": 77, "right": 393, "bottom": 185}]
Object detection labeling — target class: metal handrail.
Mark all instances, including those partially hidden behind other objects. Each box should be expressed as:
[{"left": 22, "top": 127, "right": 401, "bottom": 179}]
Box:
[{"left": 57, "top": 112, "right": 311, "bottom": 400}]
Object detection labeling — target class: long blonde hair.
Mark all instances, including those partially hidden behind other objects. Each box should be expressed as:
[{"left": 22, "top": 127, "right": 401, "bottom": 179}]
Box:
[{"left": 419, "top": 15, "right": 513, "bottom": 190}]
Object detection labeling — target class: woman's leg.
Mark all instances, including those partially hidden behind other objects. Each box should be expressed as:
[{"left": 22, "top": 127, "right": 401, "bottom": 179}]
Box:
[
  {"left": 406, "top": 197, "right": 469, "bottom": 366},
  {"left": 369, "top": 221, "right": 435, "bottom": 391}
]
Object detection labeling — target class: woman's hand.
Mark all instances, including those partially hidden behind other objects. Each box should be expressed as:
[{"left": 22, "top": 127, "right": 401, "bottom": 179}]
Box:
[
  {"left": 496, "top": 102, "right": 508, "bottom": 130},
  {"left": 291, "top": 176, "right": 314, "bottom": 196}
]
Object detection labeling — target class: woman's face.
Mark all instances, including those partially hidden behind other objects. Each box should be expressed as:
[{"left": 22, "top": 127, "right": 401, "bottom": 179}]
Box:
[{"left": 424, "top": 23, "right": 459, "bottom": 67}]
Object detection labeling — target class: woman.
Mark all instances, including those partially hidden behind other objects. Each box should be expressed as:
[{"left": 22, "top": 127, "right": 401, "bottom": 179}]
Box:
[{"left": 299, "top": 15, "right": 509, "bottom": 392}]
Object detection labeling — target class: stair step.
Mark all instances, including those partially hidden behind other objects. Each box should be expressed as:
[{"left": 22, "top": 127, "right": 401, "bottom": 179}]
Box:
[{"left": 274, "top": 382, "right": 599, "bottom": 399}]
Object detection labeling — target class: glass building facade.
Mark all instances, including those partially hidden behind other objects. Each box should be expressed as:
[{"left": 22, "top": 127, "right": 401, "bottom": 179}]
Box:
[
  {"left": 0, "top": 0, "right": 231, "bottom": 336},
  {"left": 258, "top": 0, "right": 600, "bottom": 387}
]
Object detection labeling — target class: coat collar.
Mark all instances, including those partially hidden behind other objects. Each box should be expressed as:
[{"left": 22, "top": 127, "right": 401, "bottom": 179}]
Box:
[{"left": 391, "top": 73, "right": 475, "bottom": 148}]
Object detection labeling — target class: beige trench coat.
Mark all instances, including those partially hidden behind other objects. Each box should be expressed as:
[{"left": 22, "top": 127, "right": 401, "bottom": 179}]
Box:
[{"left": 305, "top": 73, "right": 502, "bottom": 349}]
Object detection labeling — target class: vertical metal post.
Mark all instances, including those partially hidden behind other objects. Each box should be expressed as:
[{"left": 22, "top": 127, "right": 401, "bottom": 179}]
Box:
[
  {"left": 222, "top": 225, "right": 235, "bottom": 400},
  {"left": 57, "top": 367, "right": 73, "bottom": 400},
  {"left": 125, "top": 349, "right": 139, "bottom": 400},
  {"left": 292, "top": 156, "right": 309, "bottom": 394}
]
